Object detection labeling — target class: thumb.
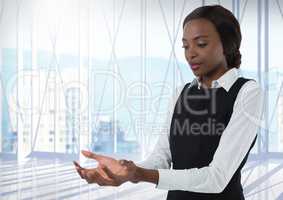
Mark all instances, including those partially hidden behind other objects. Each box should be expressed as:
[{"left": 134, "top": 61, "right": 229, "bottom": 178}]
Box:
[{"left": 81, "top": 150, "right": 102, "bottom": 162}]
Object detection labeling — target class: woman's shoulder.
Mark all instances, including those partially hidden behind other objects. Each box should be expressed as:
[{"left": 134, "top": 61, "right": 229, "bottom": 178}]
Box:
[
  {"left": 236, "top": 78, "right": 263, "bottom": 104},
  {"left": 240, "top": 78, "right": 262, "bottom": 91}
]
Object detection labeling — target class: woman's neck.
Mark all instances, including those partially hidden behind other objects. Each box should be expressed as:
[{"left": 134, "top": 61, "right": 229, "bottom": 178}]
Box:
[{"left": 200, "top": 67, "right": 230, "bottom": 88}]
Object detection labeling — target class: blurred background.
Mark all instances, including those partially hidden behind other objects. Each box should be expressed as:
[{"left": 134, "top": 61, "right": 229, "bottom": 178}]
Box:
[{"left": 0, "top": 0, "right": 283, "bottom": 199}]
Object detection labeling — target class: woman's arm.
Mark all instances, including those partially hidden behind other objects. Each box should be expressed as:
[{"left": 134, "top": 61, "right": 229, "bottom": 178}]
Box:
[
  {"left": 74, "top": 150, "right": 160, "bottom": 186},
  {"left": 134, "top": 166, "right": 159, "bottom": 184},
  {"left": 155, "top": 80, "right": 264, "bottom": 193}
]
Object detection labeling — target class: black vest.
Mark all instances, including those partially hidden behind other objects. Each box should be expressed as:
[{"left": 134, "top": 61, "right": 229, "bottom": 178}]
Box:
[{"left": 167, "top": 78, "right": 257, "bottom": 200}]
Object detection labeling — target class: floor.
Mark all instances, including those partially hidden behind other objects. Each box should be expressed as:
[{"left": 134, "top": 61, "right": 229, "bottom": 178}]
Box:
[{"left": 0, "top": 158, "right": 283, "bottom": 200}]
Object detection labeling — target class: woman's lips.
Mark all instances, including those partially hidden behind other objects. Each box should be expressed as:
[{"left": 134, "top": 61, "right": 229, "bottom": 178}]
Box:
[{"left": 191, "top": 63, "right": 201, "bottom": 70}]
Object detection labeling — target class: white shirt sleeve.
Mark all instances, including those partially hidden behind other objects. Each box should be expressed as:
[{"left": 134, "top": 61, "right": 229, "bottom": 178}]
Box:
[
  {"left": 156, "top": 80, "right": 264, "bottom": 193},
  {"left": 136, "top": 85, "right": 185, "bottom": 170}
]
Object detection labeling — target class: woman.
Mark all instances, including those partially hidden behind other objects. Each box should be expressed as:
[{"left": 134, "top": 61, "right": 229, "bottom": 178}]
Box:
[{"left": 74, "top": 5, "right": 263, "bottom": 200}]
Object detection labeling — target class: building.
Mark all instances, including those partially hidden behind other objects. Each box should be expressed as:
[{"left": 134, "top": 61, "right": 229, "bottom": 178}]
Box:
[
  {"left": 65, "top": 87, "right": 80, "bottom": 154},
  {"left": 91, "top": 118, "right": 139, "bottom": 154},
  {"left": 278, "top": 86, "right": 283, "bottom": 152}
]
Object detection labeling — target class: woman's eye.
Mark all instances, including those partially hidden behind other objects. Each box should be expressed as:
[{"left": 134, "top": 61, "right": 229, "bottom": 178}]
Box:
[
  {"left": 198, "top": 43, "right": 207, "bottom": 48},
  {"left": 182, "top": 45, "right": 188, "bottom": 49}
]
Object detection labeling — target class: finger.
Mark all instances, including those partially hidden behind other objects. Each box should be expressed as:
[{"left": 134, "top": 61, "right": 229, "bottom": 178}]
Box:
[
  {"left": 96, "top": 173, "right": 118, "bottom": 186},
  {"left": 81, "top": 169, "right": 90, "bottom": 179},
  {"left": 85, "top": 170, "right": 98, "bottom": 184},
  {"left": 73, "top": 161, "right": 85, "bottom": 179},
  {"left": 73, "top": 161, "right": 84, "bottom": 169},
  {"left": 81, "top": 150, "right": 102, "bottom": 162},
  {"left": 86, "top": 169, "right": 113, "bottom": 186},
  {"left": 119, "top": 159, "right": 131, "bottom": 165},
  {"left": 76, "top": 168, "right": 84, "bottom": 179},
  {"left": 128, "top": 160, "right": 135, "bottom": 166},
  {"left": 90, "top": 171, "right": 106, "bottom": 185},
  {"left": 94, "top": 175, "right": 107, "bottom": 186},
  {"left": 118, "top": 160, "right": 126, "bottom": 165},
  {"left": 97, "top": 166, "right": 109, "bottom": 179},
  {"left": 96, "top": 177, "right": 117, "bottom": 186},
  {"left": 101, "top": 165, "right": 116, "bottom": 180}
]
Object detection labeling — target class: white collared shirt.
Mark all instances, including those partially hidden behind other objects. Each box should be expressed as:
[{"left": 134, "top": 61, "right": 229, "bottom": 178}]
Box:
[{"left": 137, "top": 68, "right": 264, "bottom": 193}]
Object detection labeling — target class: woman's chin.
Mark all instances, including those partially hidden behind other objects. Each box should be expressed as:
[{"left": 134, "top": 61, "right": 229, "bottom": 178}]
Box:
[{"left": 192, "top": 70, "right": 202, "bottom": 77}]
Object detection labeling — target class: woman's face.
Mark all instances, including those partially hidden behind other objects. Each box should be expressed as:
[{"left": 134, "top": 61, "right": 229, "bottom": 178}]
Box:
[{"left": 182, "top": 18, "right": 227, "bottom": 79}]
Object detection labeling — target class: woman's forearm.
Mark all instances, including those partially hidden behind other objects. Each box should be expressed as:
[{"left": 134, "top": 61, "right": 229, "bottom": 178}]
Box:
[{"left": 134, "top": 166, "right": 159, "bottom": 185}]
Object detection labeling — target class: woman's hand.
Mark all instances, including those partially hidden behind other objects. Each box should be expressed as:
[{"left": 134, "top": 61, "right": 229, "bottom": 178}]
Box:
[{"left": 73, "top": 150, "right": 139, "bottom": 186}]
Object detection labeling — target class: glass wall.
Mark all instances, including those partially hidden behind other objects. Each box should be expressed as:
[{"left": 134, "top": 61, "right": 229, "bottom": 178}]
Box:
[{"left": 0, "top": 0, "right": 282, "bottom": 161}]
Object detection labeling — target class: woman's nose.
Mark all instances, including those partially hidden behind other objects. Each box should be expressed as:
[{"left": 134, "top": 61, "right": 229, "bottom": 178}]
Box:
[{"left": 186, "top": 48, "right": 197, "bottom": 60}]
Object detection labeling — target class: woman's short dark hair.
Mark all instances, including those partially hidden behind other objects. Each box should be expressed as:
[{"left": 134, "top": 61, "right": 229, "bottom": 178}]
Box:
[{"left": 183, "top": 5, "right": 242, "bottom": 69}]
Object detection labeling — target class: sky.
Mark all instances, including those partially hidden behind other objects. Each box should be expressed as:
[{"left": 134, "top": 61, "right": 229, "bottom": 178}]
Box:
[{"left": 0, "top": 0, "right": 283, "bottom": 70}]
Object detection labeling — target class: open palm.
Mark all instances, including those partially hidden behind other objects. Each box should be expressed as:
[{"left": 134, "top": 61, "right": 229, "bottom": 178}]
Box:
[
  {"left": 74, "top": 150, "right": 137, "bottom": 186},
  {"left": 82, "top": 150, "right": 129, "bottom": 176}
]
